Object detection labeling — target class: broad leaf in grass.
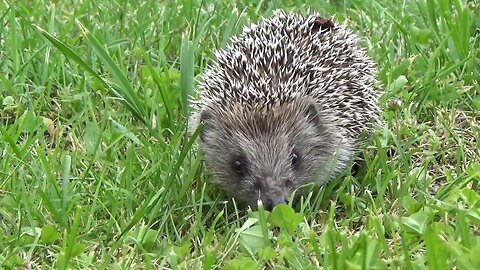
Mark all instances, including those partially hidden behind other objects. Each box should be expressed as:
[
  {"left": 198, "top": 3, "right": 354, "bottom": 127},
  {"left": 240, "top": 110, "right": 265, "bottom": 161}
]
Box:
[
  {"left": 84, "top": 122, "right": 101, "bottom": 154},
  {"left": 423, "top": 227, "right": 447, "bottom": 270},
  {"left": 401, "top": 210, "right": 431, "bottom": 234},
  {"left": 224, "top": 257, "right": 258, "bottom": 270},
  {"left": 70, "top": 243, "right": 85, "bottom": 257},
  {"left": 268, "top": 204, "right": 303, "bottom": 233},
  {"left": 468, "top": 242, "right": 480, "bottom": 268},
  {"left": 459, "top": 188, "right": 480, "bottom": 208},
  {"left": 239, "top": 225, "right": 269, "bottom": 255},
  {"left": 258, "top": 246, "right": 276, "bottom": 261},
  {"left": 19, "top": 111, "right": 43, "bottom": 133},
  {"left": 466, "top": 163, "right": 480, "bottom": 181},
  {"left": 202, "top": 249, "right": 216, "bottom": 270},
  {"left": 386, "top": 75, "right": 408, "bottom": 94},
  {"left": 137, "top": 227, "right": 158, "bottom": 252},
  {"left": 237, "top": 217, "right": 269, "bottom": 255},
  {"left": 40, "top": 224, "right": 61, "bottom": 243}
]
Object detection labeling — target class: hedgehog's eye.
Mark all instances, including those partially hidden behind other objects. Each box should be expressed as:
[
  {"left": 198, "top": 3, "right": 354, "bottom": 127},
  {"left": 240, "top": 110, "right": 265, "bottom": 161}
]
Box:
[
  {"left": 291, "top": 151, "right": 300, "bottom": 170},
  {"left": 232, "top": 157, "right": 248, "bottom": 176},
  {"left": 285, "top": 179, "right": 293, "bottom": 188}
]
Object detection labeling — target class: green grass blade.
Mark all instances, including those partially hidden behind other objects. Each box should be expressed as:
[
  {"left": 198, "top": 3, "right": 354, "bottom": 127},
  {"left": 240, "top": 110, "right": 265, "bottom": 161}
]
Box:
[
  {"left": 61, "top": 155, "right": 71, "bottom": 225},
  {"left": 33, "top": 25, "right": 107, "bottom": 88},
  {"left": 33, "top": 24, "right": 151, "bottom": 130},
  {"left": 145, "top": 58, "right": 173, "bottom": 123},
  {"left": 75, "top": 20, "right": 148, "bottom": 123},
  {"left": 180, "top": 34, "right": 195, "bottom": 117}
]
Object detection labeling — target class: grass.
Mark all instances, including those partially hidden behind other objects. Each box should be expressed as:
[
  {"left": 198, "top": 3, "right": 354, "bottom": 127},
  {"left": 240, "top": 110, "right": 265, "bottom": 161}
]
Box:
[{"left": 0, "top": 0, "right": 479, "bottom": 268}]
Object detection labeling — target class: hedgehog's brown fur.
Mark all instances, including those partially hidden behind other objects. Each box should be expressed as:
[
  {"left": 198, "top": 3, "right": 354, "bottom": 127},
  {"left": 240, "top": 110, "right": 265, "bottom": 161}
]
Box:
[{"left": 189, "top": 11, "right": 380, "bottom": 210}]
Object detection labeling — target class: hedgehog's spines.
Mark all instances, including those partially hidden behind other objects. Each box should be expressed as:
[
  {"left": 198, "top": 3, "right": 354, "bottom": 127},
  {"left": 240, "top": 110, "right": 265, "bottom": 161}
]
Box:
[
  {"left": 192, "top": 11, "right": 379, "bottom": 138},
  {"left": 188, "top": 11, "right": 380, "bottom": 209}
]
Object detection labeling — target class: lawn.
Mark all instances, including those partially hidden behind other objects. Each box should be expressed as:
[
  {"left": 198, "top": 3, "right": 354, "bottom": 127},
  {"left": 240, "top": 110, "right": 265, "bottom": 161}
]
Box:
[{"left": 1, "top": 0, "right": 479, "bottom": 269}]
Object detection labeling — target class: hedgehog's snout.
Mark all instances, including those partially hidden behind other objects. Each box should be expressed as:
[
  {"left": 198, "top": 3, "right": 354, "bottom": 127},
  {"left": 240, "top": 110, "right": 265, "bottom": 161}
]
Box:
[
  {"left": 260, "top": 176, "right": 290, "bottom": 211},
  {"left": 264, "top": 196, "right": 289, "bottom": 211}
]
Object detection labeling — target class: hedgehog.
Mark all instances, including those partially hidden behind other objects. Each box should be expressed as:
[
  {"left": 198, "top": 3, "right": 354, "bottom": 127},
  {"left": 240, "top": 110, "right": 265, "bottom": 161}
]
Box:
[{"left": 189, "top": 11, "right": 380, "bottom": 211}]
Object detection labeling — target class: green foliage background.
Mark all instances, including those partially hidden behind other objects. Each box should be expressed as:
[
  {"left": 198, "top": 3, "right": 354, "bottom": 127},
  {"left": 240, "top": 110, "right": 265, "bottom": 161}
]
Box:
[{"left": 1, "top": 0, "right": 479, "bottom": 269}]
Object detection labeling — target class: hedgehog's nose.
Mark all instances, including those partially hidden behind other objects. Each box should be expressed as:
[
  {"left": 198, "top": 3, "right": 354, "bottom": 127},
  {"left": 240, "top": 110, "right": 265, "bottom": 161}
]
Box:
[{"left": 265, "top": 196, "right": 288, "bottom": 211}]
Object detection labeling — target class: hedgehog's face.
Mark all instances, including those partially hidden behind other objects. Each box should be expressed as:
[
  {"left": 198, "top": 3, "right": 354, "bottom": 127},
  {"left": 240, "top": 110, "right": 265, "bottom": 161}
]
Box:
[{"left": 195, "top": 99, "right": 341, "bottom": 210}]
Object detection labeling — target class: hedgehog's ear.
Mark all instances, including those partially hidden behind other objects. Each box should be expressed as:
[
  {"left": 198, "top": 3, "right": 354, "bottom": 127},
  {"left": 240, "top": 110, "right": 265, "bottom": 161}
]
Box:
[
  {"left": 305, "top": 102, "right": 327, "bottom": 133},
  {"left": 305, "top": 102, "right": 321, "bottom": 126},
  {"left": 199, "top": 109, "right": 213, "bottom": 142}
]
